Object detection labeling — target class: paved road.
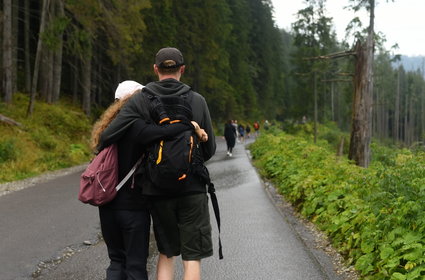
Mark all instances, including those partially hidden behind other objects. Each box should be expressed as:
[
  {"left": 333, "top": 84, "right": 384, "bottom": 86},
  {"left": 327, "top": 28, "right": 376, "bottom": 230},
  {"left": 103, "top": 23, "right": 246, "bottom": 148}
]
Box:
[{"left": 0, "top": 138, "right": 345, "bottom": 280}]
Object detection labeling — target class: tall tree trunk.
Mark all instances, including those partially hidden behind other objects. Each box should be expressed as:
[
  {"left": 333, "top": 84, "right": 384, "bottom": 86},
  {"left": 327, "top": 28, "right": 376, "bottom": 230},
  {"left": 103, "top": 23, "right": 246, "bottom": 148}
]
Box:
[
  {"left": 42, "top": 49, "right": 53, "bottom": 103},
  {"left": 419, "top": 58, "right": 425, "bottom": 141},
  {"left": 374, "top": 86, "right": 380, "bottom": 139},
  {"left": 3, "top": 0, "right": 13, "bottom": 104},
  {"left": 331, "top": 81, "right": 335, "bottom": 121},
  {"left": 404, "top": 96, "right": 409, "bottom": 144},
  {"left": 52, "top": 0, "right": 64, "bottom": 103},
  {"left": 313, "top": 71, "right": 318, "bottom": 143},
  {"left": 12, "top": 0, "right": 18, "bottom": 93},
  {"left": 0, "top": 6, "right": 2, "bottom": 93},
  {"left": 349, "top": 2, "right": 374, "bottom": 167},
  {"left": 384, "top": 108, "right": 389, "bottom": 139},
  {"left": 82, "top": 54, "right": 92, "bottom": 116},
  {"left": 405, "top": 95, "right": 414, "bottom": 145},
  {"left": 24, "top": 0, "right": 31, "bottom": 93},
  {"left": 394, "top": 68, "right": 400, "bottom": 142},
  {"left": 72, "top": 57, "right": 79, "bottom": 105},
  {"left": 27, "top": 0, "right": 49, "bottom": 116},
  {"left": 381, "top": 89, "right": 386, "bottom": 139},
  {"left": 40, "top": 0, "right": 54, "bottom": 103}
]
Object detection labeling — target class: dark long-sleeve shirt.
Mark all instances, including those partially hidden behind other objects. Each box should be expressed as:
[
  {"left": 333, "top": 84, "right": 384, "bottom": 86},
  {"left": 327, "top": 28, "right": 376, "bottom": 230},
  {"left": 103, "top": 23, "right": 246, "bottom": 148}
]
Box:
[{"left": 100, "top": 119, "right": 192, "bottom": 210}]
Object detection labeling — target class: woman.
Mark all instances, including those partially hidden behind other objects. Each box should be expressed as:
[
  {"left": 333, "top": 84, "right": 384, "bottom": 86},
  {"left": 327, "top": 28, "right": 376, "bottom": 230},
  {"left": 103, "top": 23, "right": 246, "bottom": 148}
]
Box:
[
  {"left": 224, "top": 119, "right": 236, "bottom": 157},
  {"left": 91, "top": 80, "right": 206, "bottom": 280}
]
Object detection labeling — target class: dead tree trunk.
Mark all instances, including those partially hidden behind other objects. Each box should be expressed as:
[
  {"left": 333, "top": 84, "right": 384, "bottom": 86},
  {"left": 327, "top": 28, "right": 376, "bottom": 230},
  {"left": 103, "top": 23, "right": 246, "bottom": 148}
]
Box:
[
  {"left": 348, "top": 39, "right": 373, "bottom": 167},
  {"left": 348, "top": 0, "right": 375, "bottom": 168}
]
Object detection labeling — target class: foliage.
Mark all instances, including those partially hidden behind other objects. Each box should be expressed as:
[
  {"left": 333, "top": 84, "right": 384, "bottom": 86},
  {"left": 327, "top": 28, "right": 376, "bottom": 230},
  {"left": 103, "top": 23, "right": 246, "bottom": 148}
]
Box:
[
  {"left": 250, "top": 128, "right": 425, "bottom": 279},
  {"left": 0, "top": 93, "right": 92, "bottom": 183},
  {"left": 5, "top": 0, "right": 425, "bottom": 147}
]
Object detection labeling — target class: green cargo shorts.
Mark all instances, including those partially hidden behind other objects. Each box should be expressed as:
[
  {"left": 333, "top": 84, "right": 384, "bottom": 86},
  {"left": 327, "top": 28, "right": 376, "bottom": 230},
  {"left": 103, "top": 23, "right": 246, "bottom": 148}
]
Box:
[{"left": 150, "top": 193, "right": 213, "bottom": 260}]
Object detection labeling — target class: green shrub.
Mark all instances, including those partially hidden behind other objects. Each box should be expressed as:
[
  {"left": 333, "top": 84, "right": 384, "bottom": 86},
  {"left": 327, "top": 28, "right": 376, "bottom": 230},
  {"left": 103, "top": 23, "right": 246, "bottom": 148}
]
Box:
[
  {"left": 0, "top": 93, "right": 92, "bottom": 183},
  {"left": 0, "top": 139, "right": 18, "bottom": 163},
  {"left": 250, "top": 130, "right": 425, "bottom": 279}
]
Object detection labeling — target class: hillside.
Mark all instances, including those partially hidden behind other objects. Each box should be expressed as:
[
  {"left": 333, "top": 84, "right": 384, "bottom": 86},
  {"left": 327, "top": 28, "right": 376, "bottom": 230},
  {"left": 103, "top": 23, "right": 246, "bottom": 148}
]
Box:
[
  {"left": 399, "top": 55, "right": 425, "bottom": 76},
  {"left": 0, "top": 93, "right": 93, "bottom": 183}
]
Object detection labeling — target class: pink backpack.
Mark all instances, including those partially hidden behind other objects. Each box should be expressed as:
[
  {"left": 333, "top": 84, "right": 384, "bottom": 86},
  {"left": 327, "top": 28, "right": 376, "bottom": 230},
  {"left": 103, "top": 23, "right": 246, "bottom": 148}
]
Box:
[
  {"left": 79, "top": 144, "right": 144, "bottom": 206},
  {"left": 78, "top": 144, "right": 119, "bottom": 206}
]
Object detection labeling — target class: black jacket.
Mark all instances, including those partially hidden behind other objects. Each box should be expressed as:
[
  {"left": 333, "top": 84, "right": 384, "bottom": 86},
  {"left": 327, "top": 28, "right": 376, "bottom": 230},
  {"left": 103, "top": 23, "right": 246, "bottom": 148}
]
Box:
[
  {"left": 99, "top": 79, "right": 216, "bottom": 160},
  {"left": 99, "top": 78, "right": 216, "bottom": 197},
  {"left": 99, "top": 119, "right": 192, "bottom": 209}
]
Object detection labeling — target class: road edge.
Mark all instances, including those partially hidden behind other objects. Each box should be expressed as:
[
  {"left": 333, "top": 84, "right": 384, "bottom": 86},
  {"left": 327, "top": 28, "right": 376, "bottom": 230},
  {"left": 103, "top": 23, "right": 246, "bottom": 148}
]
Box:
[{"left": 245, "top": 147, "right": 359, "bottom": 280}]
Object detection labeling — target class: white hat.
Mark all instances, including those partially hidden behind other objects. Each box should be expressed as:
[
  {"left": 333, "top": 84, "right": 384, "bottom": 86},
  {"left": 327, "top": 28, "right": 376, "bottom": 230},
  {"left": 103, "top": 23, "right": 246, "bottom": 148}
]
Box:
[{"left": 114, "top": 80, "right": 144, "bottom": 99}]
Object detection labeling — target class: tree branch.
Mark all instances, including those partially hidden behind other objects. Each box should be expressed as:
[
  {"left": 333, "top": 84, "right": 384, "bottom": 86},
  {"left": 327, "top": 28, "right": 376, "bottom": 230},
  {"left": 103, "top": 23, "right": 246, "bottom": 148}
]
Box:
[
  {"left": 303, "top": 50, "right": 357, "bottom": 60},
  {"left": 0, "top": 114, "right": 22, "bottom": 126}
]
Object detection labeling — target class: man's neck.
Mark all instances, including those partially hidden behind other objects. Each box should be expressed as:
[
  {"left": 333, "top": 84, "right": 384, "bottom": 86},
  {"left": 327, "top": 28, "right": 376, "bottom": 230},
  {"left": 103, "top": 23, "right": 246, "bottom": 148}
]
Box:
[{"left": 158, "top": 74, "right": 180, "bottom": 81}]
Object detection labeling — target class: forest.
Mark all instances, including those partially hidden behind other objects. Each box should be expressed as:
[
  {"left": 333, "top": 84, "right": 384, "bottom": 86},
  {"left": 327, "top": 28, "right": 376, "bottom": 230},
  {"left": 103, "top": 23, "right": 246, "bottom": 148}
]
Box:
[{"left": 1, "top": 0, "right": 425, "bottom": 148}]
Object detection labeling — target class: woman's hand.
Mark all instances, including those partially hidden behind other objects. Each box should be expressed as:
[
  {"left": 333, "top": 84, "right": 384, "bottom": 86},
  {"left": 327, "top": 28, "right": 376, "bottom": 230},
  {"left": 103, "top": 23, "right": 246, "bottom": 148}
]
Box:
[{"left": 191, "top": 121, "right": 208, "bottom": 142}]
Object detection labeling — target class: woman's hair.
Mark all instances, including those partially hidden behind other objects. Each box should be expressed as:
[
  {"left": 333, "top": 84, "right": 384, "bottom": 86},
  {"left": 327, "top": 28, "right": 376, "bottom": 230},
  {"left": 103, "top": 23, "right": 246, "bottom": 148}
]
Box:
[{"left": 90, "top": 94, "right": 132, "bottom": 151}]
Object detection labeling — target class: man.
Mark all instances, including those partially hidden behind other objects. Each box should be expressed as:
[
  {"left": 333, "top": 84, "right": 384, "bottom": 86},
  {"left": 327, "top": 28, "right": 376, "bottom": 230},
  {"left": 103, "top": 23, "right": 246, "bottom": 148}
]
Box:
[
  {"left": 99, "top": 47, "right": 216, "bottom": 280},
  {"left": 144, "top": 47, "right": 216, "bottom": 280}
]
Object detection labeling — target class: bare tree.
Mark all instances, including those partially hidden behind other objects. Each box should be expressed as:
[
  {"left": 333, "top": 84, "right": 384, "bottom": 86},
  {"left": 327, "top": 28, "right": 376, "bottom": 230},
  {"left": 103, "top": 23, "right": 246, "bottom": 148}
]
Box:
[
  {"left": 348, "top": 0, "right": 375, "bottom": 168},
  {"left": 2, "top": 0, "right": 13, "bottom": 103}
]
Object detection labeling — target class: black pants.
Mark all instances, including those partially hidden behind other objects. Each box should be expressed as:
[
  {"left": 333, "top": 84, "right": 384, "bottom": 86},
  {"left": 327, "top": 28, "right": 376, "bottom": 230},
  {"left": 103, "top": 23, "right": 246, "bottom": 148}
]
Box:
[{"left": 99, "top": 207, "right": 150, "bottom": 280}]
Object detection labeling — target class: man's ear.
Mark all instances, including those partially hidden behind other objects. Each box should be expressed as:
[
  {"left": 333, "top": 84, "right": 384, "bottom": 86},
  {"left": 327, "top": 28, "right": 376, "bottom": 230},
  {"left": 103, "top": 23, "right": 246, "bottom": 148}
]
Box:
[
  {"left": 180, "top": 65, "right": 185, "bottom": 74},
  {"left": 153, "top": 64, "right": 159, "bottom": 75}
]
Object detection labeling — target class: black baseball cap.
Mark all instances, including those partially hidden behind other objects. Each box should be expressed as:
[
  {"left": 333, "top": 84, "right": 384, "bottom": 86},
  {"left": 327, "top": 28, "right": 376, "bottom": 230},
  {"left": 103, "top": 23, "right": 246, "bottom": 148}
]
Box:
[{"left": 155, "top": 47, "right": 184, "bottom": 69}]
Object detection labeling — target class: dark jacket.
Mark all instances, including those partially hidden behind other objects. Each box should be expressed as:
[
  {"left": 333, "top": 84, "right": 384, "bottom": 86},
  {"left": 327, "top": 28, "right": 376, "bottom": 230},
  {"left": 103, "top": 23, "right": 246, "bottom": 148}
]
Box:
[
  {"left": 99, "top": 78, "right": 216, "bottom": 197},
  {"left": 99, "top": 79, "right": 215, "bottom": 160},
  {"left": 99, "top": 119, "right": 192, "bottom": 209},
  {"left": 224, "top": 123, "right": 236, "bottom": 147}
]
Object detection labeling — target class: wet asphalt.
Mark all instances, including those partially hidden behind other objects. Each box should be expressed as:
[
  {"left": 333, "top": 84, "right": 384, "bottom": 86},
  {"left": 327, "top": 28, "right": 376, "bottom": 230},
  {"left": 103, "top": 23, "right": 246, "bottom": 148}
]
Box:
[{"left": 0, "top": 137, "right": 344, "bottom": 280}]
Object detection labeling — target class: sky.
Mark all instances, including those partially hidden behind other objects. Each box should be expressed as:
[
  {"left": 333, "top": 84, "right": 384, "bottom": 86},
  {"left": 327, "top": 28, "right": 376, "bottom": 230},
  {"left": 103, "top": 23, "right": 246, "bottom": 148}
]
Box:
[{"left": 270, "top": 0, "right": 425, "bottom": 57}]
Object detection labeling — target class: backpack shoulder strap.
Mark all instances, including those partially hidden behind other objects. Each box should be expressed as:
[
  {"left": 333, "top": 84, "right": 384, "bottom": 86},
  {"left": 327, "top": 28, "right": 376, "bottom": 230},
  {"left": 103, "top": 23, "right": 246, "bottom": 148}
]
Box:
[{"left": 115, "top": 154, "right": 144, "bottom": 192}]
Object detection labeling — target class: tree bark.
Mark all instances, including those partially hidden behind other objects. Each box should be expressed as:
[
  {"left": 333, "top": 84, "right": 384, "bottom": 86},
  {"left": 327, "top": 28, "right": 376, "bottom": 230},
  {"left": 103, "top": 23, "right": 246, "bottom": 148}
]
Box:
[
  {"left": 313, "top": 71, "right": 318, "bottom": 143},
  {"left": 3, "top": 0, "right": 13, "bottom": 103},
  {"left": 52, "top": 0, "right": 64, "bottom": 103},
  {"left": 348, "top": 40, "right": 373, "bottom": 167},
  {"left": 72, "top": 57, "right": 79, "bottom": 105},
  {"left": 12, "top": 0, "right": 18, "bottom": 93},
  {"left": 82, "top": 54, "right": 92, "bottom": 116},
  {"left": 41, "top": 48, "right": 53, "bottom": 103},
  {"left": 394, "top": 68, "right": 400, "bottom": 142},
  {"left": 24, "top": 0, "right": 32, "bottom": 93},
  {"left": 27, "top": 0, "right": 50, "bottom": 116},
  {"left": 348, "top": 0, "right": 374, "bottom": 168}
]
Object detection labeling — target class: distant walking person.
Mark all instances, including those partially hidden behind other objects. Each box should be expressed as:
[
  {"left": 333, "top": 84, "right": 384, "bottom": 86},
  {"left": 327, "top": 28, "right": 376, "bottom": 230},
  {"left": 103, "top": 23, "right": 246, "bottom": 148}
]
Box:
[
  {"left": 237, "top": 123, "right": 245, "bottom": 143},
  {"left": 233, "top": 119, "right": 239, "bottom": 142},
  {"left": 253, "top": 121, "right": 260, "bottom": 137},
  {"left": 245, "top": 124, "right": 251, "bottom": 138},
  {"left": 224, "top": 120, "right": 236, "bottom": 156}
]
